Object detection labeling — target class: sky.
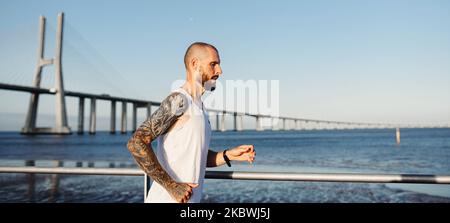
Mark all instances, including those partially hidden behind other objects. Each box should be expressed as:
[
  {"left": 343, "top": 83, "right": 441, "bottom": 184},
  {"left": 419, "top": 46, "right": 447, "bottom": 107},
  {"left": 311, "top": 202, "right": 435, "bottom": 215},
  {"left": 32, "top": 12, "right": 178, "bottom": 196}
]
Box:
[{"left": 1, "top": 0, "right": 449, "bottom": 130}]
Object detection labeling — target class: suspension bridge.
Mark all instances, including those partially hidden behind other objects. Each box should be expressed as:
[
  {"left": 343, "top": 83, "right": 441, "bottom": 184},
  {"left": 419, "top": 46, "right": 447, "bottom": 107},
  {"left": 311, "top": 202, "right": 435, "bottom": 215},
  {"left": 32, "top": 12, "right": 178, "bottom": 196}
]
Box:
[{"left": 1, "top": 12, "right": 448, "bottom": 136}]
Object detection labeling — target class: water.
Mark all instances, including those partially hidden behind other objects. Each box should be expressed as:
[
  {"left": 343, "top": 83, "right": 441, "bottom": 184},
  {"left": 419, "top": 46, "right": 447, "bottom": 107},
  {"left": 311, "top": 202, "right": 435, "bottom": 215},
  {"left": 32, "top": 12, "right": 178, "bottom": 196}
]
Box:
[{"left": 0, "top": 128, "right": 449, "bottom": 203}]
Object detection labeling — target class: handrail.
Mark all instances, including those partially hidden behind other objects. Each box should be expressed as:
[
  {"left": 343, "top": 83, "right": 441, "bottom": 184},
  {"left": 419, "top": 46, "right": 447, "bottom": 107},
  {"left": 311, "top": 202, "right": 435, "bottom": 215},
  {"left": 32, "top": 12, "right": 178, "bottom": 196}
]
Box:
[
  {"left": 1, "top": 166, "right": 450, "bottom": 184},
  {"left": 205, "top": 171, "right": 450, "bottom": 184},
  {"left": 0, "top": 166, "right": 142, "bottom": 175}
]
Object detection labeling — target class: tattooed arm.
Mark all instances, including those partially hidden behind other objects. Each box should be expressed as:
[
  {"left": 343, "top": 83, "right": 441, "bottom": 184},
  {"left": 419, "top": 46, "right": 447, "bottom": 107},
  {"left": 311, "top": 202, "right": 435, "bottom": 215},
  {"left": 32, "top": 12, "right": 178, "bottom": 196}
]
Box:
[{"left": 127, "top": 92, "right": 196, "bottom": 203}]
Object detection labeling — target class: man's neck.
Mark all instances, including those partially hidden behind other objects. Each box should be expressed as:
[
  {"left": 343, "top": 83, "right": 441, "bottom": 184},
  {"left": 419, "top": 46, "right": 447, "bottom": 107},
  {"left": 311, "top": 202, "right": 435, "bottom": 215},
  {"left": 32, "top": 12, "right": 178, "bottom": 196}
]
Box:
[{"left": 183, "top": 72, "right": 205, "bottom": 102}]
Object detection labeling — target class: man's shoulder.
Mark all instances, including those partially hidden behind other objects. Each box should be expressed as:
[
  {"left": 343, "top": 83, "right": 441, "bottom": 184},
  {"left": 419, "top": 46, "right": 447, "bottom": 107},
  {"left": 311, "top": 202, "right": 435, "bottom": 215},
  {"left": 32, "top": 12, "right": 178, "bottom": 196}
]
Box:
[{"left": 161, "top": 91, "right": 188, "bottom": 117}]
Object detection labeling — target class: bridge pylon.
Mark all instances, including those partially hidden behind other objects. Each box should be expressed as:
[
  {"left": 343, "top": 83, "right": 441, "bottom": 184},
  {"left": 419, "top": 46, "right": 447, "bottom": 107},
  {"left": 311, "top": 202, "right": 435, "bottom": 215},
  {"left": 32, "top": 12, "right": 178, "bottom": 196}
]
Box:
[{"left": 22, "top": 12, "right": 71, "bottom": 134}]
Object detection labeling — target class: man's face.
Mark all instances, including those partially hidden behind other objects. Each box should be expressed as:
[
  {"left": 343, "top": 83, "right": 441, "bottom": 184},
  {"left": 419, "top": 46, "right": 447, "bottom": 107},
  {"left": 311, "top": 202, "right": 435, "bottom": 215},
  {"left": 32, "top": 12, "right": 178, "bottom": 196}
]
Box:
[{"left": 198, "top": 48, "right": 222, "bottom": 91}]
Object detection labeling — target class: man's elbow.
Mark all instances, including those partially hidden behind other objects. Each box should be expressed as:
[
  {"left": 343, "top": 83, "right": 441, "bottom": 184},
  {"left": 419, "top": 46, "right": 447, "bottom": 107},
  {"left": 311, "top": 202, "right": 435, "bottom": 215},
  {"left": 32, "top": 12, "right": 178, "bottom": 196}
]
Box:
[
  {"left": 126, "top": 138, "right": 135, "bottom": 152},
  {"left": 127, "top": 133, "right": 153, "bottom": 153}
]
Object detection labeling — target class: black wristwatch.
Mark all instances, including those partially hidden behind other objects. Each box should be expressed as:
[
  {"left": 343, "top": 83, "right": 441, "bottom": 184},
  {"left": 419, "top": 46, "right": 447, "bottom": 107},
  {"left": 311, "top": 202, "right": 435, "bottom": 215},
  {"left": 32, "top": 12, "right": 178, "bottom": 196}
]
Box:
[{"left": 223, "top": 149, "right": 232, "bottom": 167}]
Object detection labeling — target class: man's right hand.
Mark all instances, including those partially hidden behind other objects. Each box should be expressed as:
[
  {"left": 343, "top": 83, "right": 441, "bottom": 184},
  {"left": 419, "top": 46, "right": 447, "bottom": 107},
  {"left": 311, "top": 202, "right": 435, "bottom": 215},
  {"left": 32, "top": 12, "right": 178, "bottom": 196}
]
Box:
[{"left": 167, "top": 182, "right": 198, "bottom": 203}]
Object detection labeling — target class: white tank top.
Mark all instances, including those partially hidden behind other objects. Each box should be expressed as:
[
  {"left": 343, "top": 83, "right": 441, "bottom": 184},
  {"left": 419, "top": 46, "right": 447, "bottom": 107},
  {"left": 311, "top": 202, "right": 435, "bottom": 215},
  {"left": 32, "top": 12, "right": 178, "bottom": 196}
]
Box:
[{"left": 145, "top": 88, "right": 212, "bottom": 203}]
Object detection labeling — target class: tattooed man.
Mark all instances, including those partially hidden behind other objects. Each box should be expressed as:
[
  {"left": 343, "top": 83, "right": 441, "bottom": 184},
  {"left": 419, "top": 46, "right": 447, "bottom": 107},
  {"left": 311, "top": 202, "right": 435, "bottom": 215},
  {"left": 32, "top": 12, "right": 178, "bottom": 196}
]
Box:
[{"left": 127, "top": 42, "right": 256, "bottom": 203}]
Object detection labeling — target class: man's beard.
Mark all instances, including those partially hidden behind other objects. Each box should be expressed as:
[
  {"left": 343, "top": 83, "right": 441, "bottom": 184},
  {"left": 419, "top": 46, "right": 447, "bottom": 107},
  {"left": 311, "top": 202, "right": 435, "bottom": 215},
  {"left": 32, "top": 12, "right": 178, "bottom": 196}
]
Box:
[
  {"left": 198, "top": 66, "right": 216, "bottom": 91},
  {"left": 204, "top": 79, "right": 216, "bottom": 91}
]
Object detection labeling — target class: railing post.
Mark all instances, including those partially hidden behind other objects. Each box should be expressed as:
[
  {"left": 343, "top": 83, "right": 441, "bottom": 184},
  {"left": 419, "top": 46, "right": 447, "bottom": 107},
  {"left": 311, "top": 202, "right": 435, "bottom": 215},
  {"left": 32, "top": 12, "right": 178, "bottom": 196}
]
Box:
[
  {"left": 49, "top": 160, "right": 63, "bottom": 203},
  {"left": 25, "top": 160, "right": 36, "bottom": 202}
]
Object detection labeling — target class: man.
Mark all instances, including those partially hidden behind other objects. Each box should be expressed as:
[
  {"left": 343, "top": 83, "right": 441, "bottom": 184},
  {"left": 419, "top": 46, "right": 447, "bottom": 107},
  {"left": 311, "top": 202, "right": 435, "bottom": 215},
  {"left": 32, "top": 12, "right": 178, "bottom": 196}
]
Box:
[{"left": 127, "top": 42, "right": 256, "bottom": 203}]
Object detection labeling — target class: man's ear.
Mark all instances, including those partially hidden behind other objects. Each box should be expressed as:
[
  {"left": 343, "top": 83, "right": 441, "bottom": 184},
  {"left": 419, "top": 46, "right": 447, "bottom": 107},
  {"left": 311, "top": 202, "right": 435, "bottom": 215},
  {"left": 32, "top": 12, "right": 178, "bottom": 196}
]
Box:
[{"left": 190, "top": 57, "right": 199, "bottom": 70}]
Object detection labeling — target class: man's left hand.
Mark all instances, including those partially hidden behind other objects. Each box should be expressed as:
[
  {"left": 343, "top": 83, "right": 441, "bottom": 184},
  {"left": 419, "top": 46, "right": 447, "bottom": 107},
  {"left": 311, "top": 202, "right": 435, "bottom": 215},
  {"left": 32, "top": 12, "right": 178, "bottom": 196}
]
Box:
[{"left": 227, "top": 145, "right": 255, "bottom": 164}]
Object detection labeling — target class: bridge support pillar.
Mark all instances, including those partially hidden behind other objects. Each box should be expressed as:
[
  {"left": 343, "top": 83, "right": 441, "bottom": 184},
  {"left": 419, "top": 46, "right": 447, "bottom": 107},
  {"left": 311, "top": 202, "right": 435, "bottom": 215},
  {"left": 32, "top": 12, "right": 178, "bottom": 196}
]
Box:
[
  {"left": 272, "top": 118, "right": 278, "bottom": 131},
  {"left": 233, "top": 113, "right": 237, "bottom": 131},
  {"left": 132, "top": 103, "right": 137, "bottom": 132},
  {"left": 77, "top": 97, "right": 84, "bottom": 134},
  {"left": 221, "top": 111, "right": 226, "bottom": 132},
  {"left": 238, "top": 115, "right": 243, "bottom": 131},
  {"left": 110, "top": 100, "right": 116, "bottom": 134},
  {"left": 22, "top": 13, "right": 70, "bottom": 134},
  {"left": 146, "top": 103, "right": 152, "bottom": 119},
  {"left": 216, "top": 112, "right": 220, "bottom": 131},
  {"left": 256, "top": 116, "right": 263, "bottom": 131},
  {"left": 89, "top": 98, "right": 96, "bottom": 134},
  {"left": 233, "top": 113, "right": 243, "bottom": 131},
  {"left": 121, "top": 101, "right": 127, "bottom": 134}
]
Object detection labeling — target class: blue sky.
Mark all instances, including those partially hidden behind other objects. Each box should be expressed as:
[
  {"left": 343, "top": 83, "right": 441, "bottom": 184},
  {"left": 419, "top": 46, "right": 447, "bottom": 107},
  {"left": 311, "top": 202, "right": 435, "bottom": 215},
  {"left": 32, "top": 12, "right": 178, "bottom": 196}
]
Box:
[{"left": 1, "top": 0, "right": 449, "bottom": 130}]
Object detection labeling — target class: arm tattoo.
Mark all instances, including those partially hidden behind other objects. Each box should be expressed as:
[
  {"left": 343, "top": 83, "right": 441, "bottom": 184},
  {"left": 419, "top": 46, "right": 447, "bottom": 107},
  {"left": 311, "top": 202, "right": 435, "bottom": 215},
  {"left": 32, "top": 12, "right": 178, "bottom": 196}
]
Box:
[{"left": 127, "top": 92, "right": 187, "bottom": 190}]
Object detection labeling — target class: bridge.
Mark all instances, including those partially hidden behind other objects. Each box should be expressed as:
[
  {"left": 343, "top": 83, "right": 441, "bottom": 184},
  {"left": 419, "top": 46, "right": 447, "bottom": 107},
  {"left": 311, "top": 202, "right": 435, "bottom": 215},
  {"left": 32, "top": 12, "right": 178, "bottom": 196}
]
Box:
[{"left": 0, "top": 12, "right": 448, "bottom": 135}]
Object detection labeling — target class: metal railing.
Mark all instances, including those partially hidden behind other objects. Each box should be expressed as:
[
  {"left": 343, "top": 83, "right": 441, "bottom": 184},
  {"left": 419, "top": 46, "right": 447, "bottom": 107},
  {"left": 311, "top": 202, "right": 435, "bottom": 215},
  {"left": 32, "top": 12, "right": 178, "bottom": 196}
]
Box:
[{"left": 1, "top": 166, "right": 450, "bottom": 201}]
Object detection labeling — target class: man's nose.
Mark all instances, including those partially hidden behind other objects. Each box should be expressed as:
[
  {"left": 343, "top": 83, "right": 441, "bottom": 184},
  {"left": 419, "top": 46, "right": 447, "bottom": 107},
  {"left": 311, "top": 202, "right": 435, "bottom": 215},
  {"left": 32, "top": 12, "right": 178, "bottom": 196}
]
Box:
[{"left": 216, "top": 65, "right": 223, "bottom": 75}]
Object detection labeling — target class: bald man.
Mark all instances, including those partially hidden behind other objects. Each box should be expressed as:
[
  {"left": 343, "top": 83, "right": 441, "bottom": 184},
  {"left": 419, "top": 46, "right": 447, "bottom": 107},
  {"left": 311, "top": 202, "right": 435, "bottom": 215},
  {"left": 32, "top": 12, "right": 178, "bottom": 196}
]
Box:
[{"left": 127, "top": 42, "right": 256, "bottom": 203}]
